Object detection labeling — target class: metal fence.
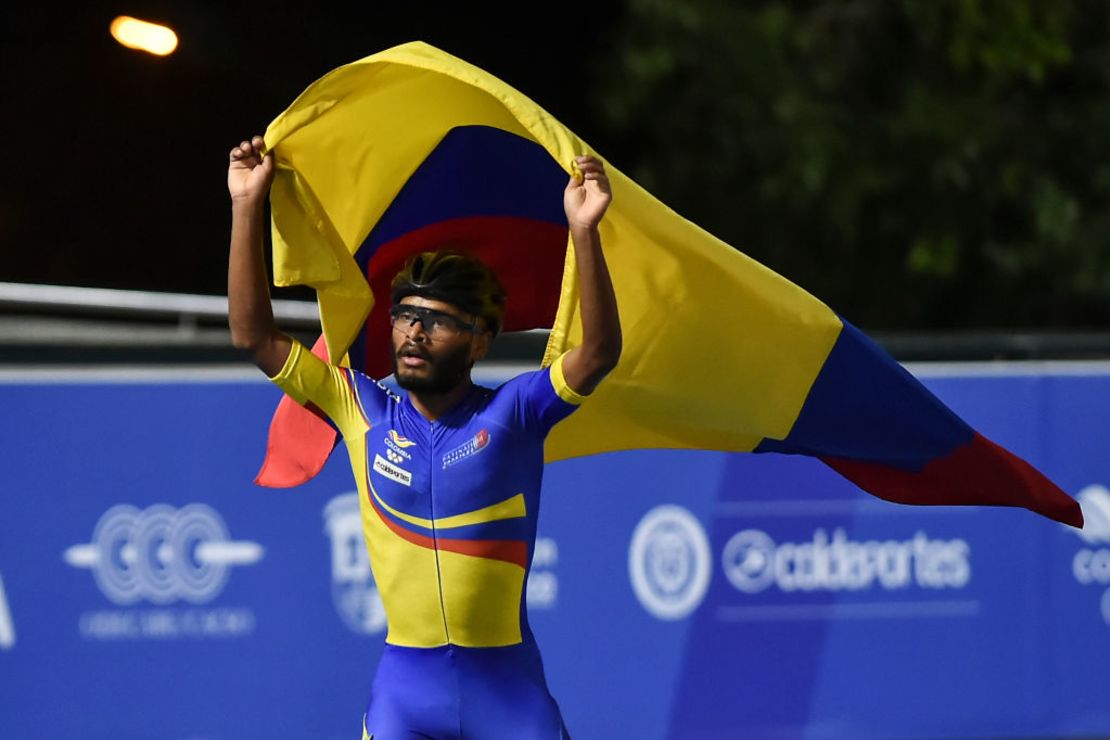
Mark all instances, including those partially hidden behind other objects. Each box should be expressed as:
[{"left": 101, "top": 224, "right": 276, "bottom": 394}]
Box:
[
  {"left": 0, "top": 282, "right": 548, "bottom": 365},
  {"left": 3, "top": 281, "right": 1109, "bottom": 364}
]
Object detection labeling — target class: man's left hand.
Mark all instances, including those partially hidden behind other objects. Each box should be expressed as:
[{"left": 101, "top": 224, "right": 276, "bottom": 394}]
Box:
[{"left": 564, "top": 155, "right": 612, "bottom": 230}]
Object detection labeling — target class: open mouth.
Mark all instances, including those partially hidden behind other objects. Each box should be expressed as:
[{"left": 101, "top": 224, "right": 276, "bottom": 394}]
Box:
[{"left": 398, "top": 345, "right": 431, "bottom": 368}]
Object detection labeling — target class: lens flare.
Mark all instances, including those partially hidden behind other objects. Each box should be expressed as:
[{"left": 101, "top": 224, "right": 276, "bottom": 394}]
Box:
[{"left": 109, "top": 16, "right": 178, "bottom": 57}]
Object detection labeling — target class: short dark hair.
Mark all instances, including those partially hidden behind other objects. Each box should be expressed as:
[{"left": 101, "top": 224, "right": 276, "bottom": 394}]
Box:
[{"left": 390, "top": 251, "right": 507, "bottom": 335}]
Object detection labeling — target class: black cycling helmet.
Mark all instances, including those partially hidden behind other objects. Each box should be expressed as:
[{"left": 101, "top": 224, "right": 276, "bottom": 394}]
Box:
[{"left": 390, "top": 251, "right": 507, "bottom": 335}]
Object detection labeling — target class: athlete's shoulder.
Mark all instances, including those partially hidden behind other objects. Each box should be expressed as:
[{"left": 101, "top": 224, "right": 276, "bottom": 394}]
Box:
[
  {"left": 486, "top": 367, "right": 547, "bottom": 404},
  {"left": 343, "top": 368, "right": 401, "bottom": 423},
  {"left": 350, "top": 370, "right": 401, "bottom": 404},
  {"left": 478, "top": 365, "right": 574, "bottom": 435}
]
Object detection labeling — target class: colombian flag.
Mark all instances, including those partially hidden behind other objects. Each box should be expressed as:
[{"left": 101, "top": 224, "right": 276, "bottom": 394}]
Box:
[{"left": 254, "top": 41, "right": 1082, "bottom": 528}]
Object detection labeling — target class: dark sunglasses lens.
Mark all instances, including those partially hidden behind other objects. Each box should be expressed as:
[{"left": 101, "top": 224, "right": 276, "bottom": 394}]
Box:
[
  {"left": 390, "top": 305, "right": 474, "bottom": 337},
  {"left": 390, "top": 307, "right": 416, "bottom": 325}
]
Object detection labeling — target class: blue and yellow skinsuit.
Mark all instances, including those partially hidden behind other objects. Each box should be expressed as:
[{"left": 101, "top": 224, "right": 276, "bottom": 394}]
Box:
[{"left": 271, "top": 340, "right": 585, "bottom": 739}]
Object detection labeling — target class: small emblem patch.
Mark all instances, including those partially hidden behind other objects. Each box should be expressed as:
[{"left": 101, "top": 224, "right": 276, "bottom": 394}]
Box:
[
  {"left": 373, "top": 454, "right": 412, "bottom": 487},
  {"left": 384, "top": 430, "right": 414, "bottom": 460},
  {"left": 442, "top": 428, "right": 491, "bottom": 469},
  {"left": 387, "top": 430, "right": 416, "bottom": 448}
]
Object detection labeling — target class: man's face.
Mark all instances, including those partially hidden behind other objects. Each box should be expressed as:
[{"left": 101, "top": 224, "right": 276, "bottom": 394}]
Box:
[{"left": 390, "top": 296, "right": 488, "bottom": 394}]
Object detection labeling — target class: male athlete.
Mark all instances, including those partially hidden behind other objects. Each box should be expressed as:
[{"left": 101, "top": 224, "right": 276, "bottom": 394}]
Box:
[{"left": 227, "top": 135, "right": 621, "bottom": 738}]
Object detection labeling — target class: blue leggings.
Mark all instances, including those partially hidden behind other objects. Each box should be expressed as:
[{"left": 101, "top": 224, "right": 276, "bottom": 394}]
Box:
[{"left": 362, "top": 641, "right": 570, "bottom": 740}]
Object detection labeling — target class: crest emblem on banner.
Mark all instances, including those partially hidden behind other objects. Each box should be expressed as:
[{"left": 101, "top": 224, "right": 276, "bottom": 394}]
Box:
[
  {"left": 324, "top": 493, "right": 387, "bottom": 634},
  {"left": 628, "top": 505, "right": 712, "bottom": 620}
]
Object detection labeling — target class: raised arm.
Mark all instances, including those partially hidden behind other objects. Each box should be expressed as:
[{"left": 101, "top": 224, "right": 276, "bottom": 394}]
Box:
[
  {"left": 559, "top": 155, "right": 622, "bottom": 396},
  {"left": 227, "top": 135, "right": 292, "bottom": 377}
]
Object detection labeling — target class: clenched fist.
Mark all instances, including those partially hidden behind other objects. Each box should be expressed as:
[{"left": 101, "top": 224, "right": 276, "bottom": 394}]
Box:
[{"left": 227, "top": 135, "right": 274, "bottom": 205}]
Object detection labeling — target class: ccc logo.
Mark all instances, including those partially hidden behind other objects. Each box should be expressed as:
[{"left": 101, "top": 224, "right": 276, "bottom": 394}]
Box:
[{"left": 65, "top": 504, "right": 263, "bottom": 605}]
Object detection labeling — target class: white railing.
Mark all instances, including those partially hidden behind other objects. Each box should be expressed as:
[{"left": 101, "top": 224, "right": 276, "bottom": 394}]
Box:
[
  {"left": 0, "top": 282, "right": 318, "bottom": 325},
  {"left": 0, "top": 283, "right": 549, "bottom": 359},
  {"left": 7, "top": 283, "right": 1106, "bottom": 361}
]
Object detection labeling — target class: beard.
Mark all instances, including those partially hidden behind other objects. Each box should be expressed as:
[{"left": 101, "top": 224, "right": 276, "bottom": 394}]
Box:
[{"left": 392, "top": 340, "right": 473, "bottom": 395}]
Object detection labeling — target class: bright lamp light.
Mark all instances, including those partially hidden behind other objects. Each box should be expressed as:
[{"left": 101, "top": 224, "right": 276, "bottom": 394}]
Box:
[{"left": 110, "top": 16, "right": 178, "bottom": 57}]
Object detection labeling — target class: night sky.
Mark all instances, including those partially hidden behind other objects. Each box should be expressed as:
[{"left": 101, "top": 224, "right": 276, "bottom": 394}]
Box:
[{"left": 2, "top": 3, "right": 624, "bottom": 297}]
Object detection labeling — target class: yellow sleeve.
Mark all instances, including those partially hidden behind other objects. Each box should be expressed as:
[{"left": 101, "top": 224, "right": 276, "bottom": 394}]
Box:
[
  {"left": 549, "top": 351, "right": 590, "bottom": 406},
  {"left": 268, "top": 340, "right": 368, "bottom": 437}
]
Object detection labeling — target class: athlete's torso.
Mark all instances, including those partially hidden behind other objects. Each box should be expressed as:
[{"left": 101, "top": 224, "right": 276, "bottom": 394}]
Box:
[
  {"left": 355, "top": 375, "right": 554, "bottom": 647},
  {"left": 271, "top": 340, "right": 583, "bottom": 648}
]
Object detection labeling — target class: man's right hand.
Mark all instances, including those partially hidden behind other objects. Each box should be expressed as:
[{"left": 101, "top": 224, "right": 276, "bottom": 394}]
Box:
[
  {"left": 228, "top": 135, "right": 275, "bottom": 204},
  {"left": 227, "top": 133, "right": 291, "bottom": 377}
]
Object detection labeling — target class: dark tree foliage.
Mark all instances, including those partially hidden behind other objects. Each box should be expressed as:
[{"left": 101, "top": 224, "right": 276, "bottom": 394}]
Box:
[
  {"left": 592, "top": 0, "right": 1110, "bottom": 329},
  {"left": 5, "top": 2, "right": 1110, "bottom": 330}
]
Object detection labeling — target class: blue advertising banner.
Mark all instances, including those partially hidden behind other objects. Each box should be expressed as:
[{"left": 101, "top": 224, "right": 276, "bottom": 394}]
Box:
[{"left": 1, "top": 363, "right": 1109, "bottom": 739}]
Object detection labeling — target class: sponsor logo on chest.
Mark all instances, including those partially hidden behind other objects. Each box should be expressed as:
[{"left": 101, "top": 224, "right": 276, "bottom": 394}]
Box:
[
  {"left": 384, "top": 429, "right": 415, "bottom": 461},
  {"left": 373, "top": 454, "right": 412, "bottom": 487},
  {"left": 442, "top": 428, "right": 491, "bottom": 470}
]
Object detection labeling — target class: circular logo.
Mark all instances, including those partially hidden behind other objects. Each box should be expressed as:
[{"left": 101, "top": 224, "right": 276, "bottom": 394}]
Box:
[
  {"left": 628, "top": 505, "right": 712, "bottom": 620},
  {"left": 721, "top": 529, "right": 778, "bottom": 594},
  {"left": 87, "top": 504, "right": 238, "bottom": 605}
]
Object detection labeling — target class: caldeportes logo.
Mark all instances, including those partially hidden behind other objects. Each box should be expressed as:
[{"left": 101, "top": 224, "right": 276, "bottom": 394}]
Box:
[
  {"left": 65, "top": 504, "right": 261, "bottom": 640},
  {"left": 1070, "top": 484, "right": 1110, "bottom": 625},
  {"left": 629, "top": 505, "right": 712, "bottom": 620},
  {"left": 721, "top": 528, "right": 970, "bottom": 594},
  {"left": 373, "top": 454, "right": 413, "bottom": 487},
  {"left": 65, "top": 504, "right": 263, "bottom": 604},
  {"left": 324, "top": 493, "right": 386, "bottom": 635}
]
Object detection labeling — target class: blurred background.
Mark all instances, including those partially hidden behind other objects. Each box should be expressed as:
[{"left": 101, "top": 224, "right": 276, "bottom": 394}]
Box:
[
  {"left": 4, "top": 3, "right": 1110, "bottom": 739},
  {"left": 5, "top": 1, "right": 1110, "bottom": 334}
]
